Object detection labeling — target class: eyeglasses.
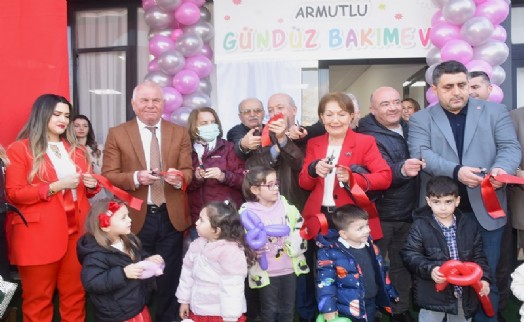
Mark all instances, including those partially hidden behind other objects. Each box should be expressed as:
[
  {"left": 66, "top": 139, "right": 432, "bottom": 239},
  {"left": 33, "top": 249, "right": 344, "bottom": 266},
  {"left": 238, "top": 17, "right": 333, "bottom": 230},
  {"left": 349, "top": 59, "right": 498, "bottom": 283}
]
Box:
[
  {"left": 240, "top": 108, "right": 264, "bottom": 115},
  {"left": 258, "top": 181, "right": 280, "bottom": 191}
]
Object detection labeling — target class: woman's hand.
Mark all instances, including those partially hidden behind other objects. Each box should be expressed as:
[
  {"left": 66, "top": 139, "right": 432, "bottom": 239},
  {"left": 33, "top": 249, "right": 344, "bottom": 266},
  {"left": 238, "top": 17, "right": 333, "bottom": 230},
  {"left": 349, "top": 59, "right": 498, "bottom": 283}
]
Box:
[
  {"left": 315, "top": 159, "right": 335, "bottom": 178},
  {"left": 57, "top": 173, "right": 81, "bottom": 190},
  {"left": 179, "top": 303, "right": 190, "bottom": 320},
  {"left": 202, "top": 167, "right": 225, "bottom": 181},
  {"left": 336, "top": 167, "right": 349, "bottom": 183},
  {"left": 123, "top": 263, "right": 145, "bottom": 279},
  {"left": 194, "top": 166, "right": 205, "bottom": 180},
  {"left": 82, "top": 173, "right": 98, "bottom": 189}
]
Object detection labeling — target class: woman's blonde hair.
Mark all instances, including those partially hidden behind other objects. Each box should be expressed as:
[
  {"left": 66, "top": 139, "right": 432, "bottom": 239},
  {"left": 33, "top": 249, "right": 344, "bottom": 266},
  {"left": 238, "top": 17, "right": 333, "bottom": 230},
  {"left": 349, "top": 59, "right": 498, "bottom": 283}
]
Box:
[
  {"left": 0, "top": 145, "right": 9, "bottom": 166},
  {"left": 84, "top": 199, "right": 141, "bottom": 261}
]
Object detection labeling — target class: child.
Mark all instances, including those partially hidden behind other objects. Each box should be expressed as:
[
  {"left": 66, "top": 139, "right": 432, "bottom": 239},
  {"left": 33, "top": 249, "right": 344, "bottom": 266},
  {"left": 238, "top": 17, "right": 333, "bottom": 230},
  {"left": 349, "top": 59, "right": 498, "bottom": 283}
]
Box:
[
  {"left": 77, "top": 199, "right": 164, "bottom": 322},
  {"left": 316, "top": 204, "right": 398, "bottom": 322},
  {"left": 511, "top": 263, "right": 524, "bottom": 322},
  {"left": 176, "top": 201, "right": 252, "bottom": 322},
  {"left": 401, "top": 176, "right": 491, "bottom": 322},
  {"left": 239, "top": 166, "right": 309, "bottom": 322}
]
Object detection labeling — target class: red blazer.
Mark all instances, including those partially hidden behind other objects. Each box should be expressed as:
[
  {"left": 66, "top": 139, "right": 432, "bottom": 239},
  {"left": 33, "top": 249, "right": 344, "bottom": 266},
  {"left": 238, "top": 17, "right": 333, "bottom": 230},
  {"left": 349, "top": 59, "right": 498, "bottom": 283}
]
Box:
[
  {"left": 102, "top": 118, "right": 193, "bottom": 233},
  {"left": 5, "top": 139, "right": 97, "bottom": 266},
  {"left": 299, "top": 130, "right": 392, "bottom": 239}
]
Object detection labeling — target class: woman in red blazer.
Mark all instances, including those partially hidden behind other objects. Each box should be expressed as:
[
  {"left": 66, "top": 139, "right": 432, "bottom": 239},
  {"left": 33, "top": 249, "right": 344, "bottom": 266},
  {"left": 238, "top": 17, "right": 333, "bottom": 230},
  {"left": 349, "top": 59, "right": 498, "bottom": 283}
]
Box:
[
  {"left": 6, "top": 94, "right": 100, "bottom": 322},
  {"left": 299, "top": 92, "right": 392, "bottom": 240}
]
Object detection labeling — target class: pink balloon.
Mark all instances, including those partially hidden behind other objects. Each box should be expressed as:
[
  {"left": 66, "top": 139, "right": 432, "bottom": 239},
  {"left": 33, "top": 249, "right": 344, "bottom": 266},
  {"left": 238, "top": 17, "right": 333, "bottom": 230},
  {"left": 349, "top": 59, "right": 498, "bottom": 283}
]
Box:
[
  {"left": 474, "top": 0, "right": 510, "bottom": 25},
  {"left": 490, "top": 25, "right": 507, "bottom": 42},
  {"left": 174, "top": 2, "right": 200, "bottom": 26},
  {"left": 182, "top": 0, "right": 205, "bottom": 7},
  {"left": 426, "top": 88, "right": 439, "bottom": 106},
  {"left": 488, "top": 84, "right": 504, "bottom": 103},
  {"left": 184, "top": 55, "right": 213, "bottom": 78},
  {"left": 431, "top": 10, "right": 447, "bottom": 26},
  {"left": 430, "top": 22, "right": 461, "bottom": 48},
  {"left": 465, "top": 60, "right": 493, "bottom": 79},
  {"left": 198, "top": 44, "right": 214, "bottom": 60},
  {"left": 171, "top": 28, "right": 184, "bottom": 42},
  {"left": 474, "top": 0, "right": 487, "bottom": 3},
  {"left": 148, "top": 59, "right": 160, "bottom": 72},
  {"left": 162, "top": 111, "right": 173, "bottom": 121},
  {"left": 441, "top": 39, "right": 473, "bottom": 65},
  {"left": 172, "top": 69, "right": 200, "bottom": 94},
  {"left": 162, "top": 86, "right": 184, "bottom": 113},
  {"left": 142, "top": 0, "right": 157, "bottom": 10},
  {"left": 149, "top": 35, "right": 175, "bottom": 57}
]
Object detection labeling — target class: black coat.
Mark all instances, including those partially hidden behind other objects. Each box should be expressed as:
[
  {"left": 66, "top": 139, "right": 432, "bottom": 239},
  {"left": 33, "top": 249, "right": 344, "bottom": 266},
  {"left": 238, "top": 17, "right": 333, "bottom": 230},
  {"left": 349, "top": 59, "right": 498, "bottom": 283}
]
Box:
[
  {"left": 400, "top": 207, "right": 491, "bottom": 319},
  {"left": 77, "top": 234, "right": 154, "bottom": 322},
  {"left": 357, "top": 115, "right": 418, "bottom": 222}
]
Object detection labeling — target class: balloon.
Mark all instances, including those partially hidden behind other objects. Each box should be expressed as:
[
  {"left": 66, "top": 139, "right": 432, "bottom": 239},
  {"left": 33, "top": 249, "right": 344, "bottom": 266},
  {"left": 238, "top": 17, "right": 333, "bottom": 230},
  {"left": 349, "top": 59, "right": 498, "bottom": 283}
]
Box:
[
  {"left": 174, "top": 2, "right": 201, "bottom": 26},
  {"left": 149, "top": 35, "right": 175, "bottom": 57},
  {"left": 172, "top": 69, "right": 200, "bottom": 94},
  {"left": 431, "top": 0, "right": 450, "bottom": 8},
  {"left": 198, "top": 43, "right": 214, "bottom": 60},
  {"left": 175, "top": 32, "right": 204, "bottom": 57},
  {"left": 429, "top": 22, "right": 461, "bottom": 48},
  {"left": 490, "top": 65, "right": 506, "bottom": 85},
  {"left": 425, "top": 63, "right": 439, "bottom": 85},
  {"left": 184, "top": 21, "right": 214, "bottom": 43},
  {"left": 157, "top": 0, "right": 181, "bottom": 12},
  {"left": 170, "top": 106, "right": 194, "bottom": 127},
  {"left": 148, "top": 59, "right": 160, "bottom": 72},
  {"left": 183, "top": 0, "right": 206, "bottom": 7},
  {"left": 440, "top": 39, "right": 473, "bottom": 65},
  {"left": 426, "top": 47, "right": 442, "bottom": 66},
  {"left": 472, "top": 41, "right": 509, "bottom": 66},
  {"left": 426, "top": 88, "right": 438, "bottom": 105},
  {"left": 475, "top": 0, "right": 510, "bottom": 25},
  {"left": 442, "top": 0, "right": 476, "bottom": 25},
  {"left": 198, "top": 77, "right": 212, "bottom": 95},
  {"left": 182, "top": 91, "right": 211, "bottom": 108},
  {"left": 315, "top": 316, "right": 352, "bottom": 322},
  {"left": 460, "top": 16, "right": 494, "bottom": 46},
  {"left": 474, "top": 0, "right": 488, "bottom": 3},
  {"left": 142, "top": 0, "right": 157, "bottom": 10},
  {"left": 144, "top": 70, "right": 172, "bottom": 87},
  {"left": 465, "top": 59, "right": 493, "bottom": 79},
  {"left": 144, "top": 6, "right": 174, "bottom": 30},
  {"left": 184, "top": 54, "right": 213, "bottom": 78},
  {"left": 157, "top": 50, "right": 186, "bottom": 75},
  {"left": 171, "top": 28, "right": 184, "bottom": 41},
  {"left": 162, "top": 86, "right": 184, "bottom": 113},
  {"left": 200, "top": 6, "right": 211, "bottom": 22},
  {"left": 490, "top": 25, "right": 507, "bottom": 42},
  {"left": 162, "top": 111, "right": 173, "bottom": 121},
  {"left": 431, "top": 10, "right": 447, "bottom": 26},
  {"left": 148, "top": 29, "right": 172, "bottom": 40},
  {"left": 488, "top": 84, "right": 504, "bottom": 103}
]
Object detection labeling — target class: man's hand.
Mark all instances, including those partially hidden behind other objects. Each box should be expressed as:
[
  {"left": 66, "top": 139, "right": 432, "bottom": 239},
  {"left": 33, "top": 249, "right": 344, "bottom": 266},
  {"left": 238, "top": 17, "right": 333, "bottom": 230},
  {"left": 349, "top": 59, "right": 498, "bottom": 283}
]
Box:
[
  {"left": 268, "top": 118, "right": 287, "bottom": 143},
  {"left": 457, "top": 166, "right": 484, "bottom": 188},
  {"left": 287, "top": 124, "right": 307, "bottom": 140},
  {"left": 240, "top": 128, "right": 262, "bottom": 151},
  {"left": 401, "top": 158, "right": 426, "bottom": 177},
  {"left": 490, "top": 167, "right": 507, "bottom": 189},
  {"left": 165, "top": 168, "right": 183, "bottom": 188},
  {"left": 137, "top": 170, "right": 161, "bottom": 186}
]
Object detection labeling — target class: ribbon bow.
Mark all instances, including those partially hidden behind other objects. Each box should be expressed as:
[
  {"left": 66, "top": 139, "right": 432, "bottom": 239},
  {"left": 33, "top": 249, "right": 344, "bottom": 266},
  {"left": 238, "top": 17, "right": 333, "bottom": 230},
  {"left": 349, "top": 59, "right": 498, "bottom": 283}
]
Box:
[{"left": 98, "top": 201, "right": 122, "bottom": 228}]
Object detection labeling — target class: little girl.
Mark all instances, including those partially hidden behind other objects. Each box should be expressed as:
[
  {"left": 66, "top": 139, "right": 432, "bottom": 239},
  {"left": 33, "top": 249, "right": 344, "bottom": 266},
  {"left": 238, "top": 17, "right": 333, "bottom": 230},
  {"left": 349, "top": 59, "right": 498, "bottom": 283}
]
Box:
[
  {"left": 240, "top": 165, "right": 309, "bottom": 322},
  {"left": 511, "top": 262, "right": 524, "bottom": 322},
  {"left": 77, "top": 199, "right": 164, "bottom": 322},
  {"left": 176, "top": 200, "right": 253, "bottom": 322}
]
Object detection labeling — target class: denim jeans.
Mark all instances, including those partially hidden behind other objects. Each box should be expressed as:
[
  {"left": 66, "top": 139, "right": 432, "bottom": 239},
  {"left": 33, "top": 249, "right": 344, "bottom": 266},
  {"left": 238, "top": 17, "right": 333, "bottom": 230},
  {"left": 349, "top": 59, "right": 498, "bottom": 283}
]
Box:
[{"left": 418, "top": 299, "right": 470, "bottom": 322}]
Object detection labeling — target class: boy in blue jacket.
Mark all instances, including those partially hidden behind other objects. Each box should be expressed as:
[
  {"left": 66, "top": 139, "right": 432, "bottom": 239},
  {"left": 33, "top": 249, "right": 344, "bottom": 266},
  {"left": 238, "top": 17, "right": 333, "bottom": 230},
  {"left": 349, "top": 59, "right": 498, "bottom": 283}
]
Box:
[{"left": 316, "top": 204, "right": 398, "bottom": 321}]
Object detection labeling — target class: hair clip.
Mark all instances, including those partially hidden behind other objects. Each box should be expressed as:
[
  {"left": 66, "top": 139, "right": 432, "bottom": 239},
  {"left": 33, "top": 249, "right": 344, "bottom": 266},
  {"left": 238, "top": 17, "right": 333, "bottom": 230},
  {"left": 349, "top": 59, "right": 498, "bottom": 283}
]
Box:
[
  {"left": 243, "top": 170, "right": 250, "bottom": 175},
  {"left": 224, "top": 200, "right": 230, "bottom": 206},
  {"left": 98, "top": 201, "right": 122, "bottom": 228}
]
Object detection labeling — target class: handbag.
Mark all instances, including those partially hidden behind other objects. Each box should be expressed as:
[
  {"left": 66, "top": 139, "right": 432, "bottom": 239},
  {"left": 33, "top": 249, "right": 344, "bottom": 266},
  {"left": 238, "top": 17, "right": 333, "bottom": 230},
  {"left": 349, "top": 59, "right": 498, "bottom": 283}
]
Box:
[{"left": 0, "top": 275, "right": 17, "bottom": 318}]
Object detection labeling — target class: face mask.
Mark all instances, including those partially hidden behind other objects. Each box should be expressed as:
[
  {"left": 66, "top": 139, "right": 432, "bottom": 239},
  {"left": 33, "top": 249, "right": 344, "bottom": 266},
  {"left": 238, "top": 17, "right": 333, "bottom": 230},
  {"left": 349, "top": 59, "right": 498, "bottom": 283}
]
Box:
[{"left": 198, "top": 123, "right": 220, "bottom": 142}]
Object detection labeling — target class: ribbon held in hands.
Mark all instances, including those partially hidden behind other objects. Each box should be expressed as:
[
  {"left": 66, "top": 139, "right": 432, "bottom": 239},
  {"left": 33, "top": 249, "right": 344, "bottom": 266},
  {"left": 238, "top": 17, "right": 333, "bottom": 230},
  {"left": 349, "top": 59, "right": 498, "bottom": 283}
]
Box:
[
  {"left": 300, "top": 213, "right": 328, "bottom": 240},
  {"left": 437, "top": 260, "right": 494, "bottom": 317},
  {"left": 261, "top": 113, "right": 284, "bottom": 147},
  {"left": 91, "top": 174, "right": 143, "bottom": 211},
  {"left": 480, "top": 173, "right": 524, "bottom": 219}
]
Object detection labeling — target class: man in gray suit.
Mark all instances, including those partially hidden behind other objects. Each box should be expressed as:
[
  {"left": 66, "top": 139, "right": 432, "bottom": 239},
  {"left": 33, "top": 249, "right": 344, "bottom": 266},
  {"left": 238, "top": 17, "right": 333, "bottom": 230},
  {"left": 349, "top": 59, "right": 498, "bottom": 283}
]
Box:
[{"left": 408, "top": 60, "right": 521, "bottom": 322}]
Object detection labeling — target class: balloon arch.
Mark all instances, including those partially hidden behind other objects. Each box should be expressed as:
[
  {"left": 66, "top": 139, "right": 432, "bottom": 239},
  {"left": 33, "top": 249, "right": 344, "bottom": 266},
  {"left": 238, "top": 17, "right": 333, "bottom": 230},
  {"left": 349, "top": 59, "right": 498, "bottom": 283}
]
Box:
[{"left": 141, "top": 0, "right": 511, "bottom": 125}]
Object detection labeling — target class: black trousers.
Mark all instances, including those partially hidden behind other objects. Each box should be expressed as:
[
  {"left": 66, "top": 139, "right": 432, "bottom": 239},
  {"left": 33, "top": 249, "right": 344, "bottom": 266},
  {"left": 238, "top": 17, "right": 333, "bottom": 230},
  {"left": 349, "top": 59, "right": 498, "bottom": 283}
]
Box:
[
  {"left": 0, "top": 212, "right": 9, "bottom": 280},
  {"left": 138, "top": 205, "right": 183, "bottom": 322}
]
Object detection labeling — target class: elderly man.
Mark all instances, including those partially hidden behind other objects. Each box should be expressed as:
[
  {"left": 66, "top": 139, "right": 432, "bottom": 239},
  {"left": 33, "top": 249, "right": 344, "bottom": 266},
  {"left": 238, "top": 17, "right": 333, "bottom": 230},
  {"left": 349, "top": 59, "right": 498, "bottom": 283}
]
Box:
[
  {"left": 408, "top": 61, "right": 521, "bottom": 322},
  {"left": 103, "top": 81, "right": 193, "bottom": 322},
  {"left": 469, "top": 71, "right": 493, "bottom": 100},
  {"left": 357, "top": 86, "right": 424, "bottom": 322},
  {"left": 226, "top": 98, "right": 265, "bottom": 160}
]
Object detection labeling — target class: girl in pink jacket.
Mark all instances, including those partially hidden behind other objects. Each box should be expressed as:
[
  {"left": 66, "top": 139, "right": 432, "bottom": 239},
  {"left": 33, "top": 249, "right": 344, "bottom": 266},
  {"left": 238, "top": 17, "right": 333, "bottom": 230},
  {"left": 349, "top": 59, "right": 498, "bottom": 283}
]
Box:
[{"left": 176, "top": 201, "right": 253, "bottom": 322}]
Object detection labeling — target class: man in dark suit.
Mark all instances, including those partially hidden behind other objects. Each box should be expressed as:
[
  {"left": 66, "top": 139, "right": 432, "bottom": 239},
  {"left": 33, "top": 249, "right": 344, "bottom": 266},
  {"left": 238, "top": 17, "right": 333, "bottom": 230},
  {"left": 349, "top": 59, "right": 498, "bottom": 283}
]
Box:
[
  {"left": 103, "top": 81, "right": 193, "bottom": 322},
  {"left": 226, "top": 97, "right": 265, "bottom": 160},
  {"left": 408, "top": 60, "right": 521, "bottom": 322}
]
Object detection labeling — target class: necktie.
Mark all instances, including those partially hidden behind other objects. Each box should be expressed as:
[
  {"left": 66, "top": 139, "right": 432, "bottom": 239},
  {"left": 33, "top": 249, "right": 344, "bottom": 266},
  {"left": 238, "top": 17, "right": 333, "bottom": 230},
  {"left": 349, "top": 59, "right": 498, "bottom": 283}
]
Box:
[{"left": 146, "top": 126, "right": 165, "bottom": 206}]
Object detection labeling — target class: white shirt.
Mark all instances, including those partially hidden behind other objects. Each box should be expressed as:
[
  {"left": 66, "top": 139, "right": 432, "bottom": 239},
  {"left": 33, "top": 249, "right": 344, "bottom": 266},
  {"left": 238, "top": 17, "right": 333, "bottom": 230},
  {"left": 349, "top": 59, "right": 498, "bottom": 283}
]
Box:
[
  {"left": 322, "top": 145, "right": 342, "bottom": 206},
  {"left": 133, "top": 118, "right": 162, "bottom": 204},
  {"left": 47, "top": 142, "right": 77, "bottom": 200}
]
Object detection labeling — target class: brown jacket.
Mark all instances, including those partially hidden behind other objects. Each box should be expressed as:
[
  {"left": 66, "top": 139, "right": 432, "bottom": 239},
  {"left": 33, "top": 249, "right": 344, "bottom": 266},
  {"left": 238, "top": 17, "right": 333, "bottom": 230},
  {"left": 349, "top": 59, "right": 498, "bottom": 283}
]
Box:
[
  {"left": 102, "top": 118, "right": 193, "bottom": 233},
  {"left": 510, "top": 107, "right": 524, "bottom": 230}
]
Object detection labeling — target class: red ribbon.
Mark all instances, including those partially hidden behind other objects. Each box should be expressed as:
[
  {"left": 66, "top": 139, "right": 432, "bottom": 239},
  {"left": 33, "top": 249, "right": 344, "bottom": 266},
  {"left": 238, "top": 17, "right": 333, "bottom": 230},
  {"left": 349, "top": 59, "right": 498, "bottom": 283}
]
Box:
[
  {"left": 335, "top": 164, "right": 383, "bottom": 240},
  {"left": 154, "top": 170, "right": 188, "bottom": 191},
  {"left": 261, "top": 113, "right": 284, "bottom": 147},
  {"left": 437, "top": 260, "right": 494, "bottom": 317},
  {"left": 480, "top": 173, "right": 524, "bottom": 219},
  {"left": 300, "top": 213, "right": 328, "bottom": 240},
  {"left": 62, "top": 189, "right": 78, "bottom": 235},
  {"left": 91, "top": 174, "right": 143, "bottom": 211}
]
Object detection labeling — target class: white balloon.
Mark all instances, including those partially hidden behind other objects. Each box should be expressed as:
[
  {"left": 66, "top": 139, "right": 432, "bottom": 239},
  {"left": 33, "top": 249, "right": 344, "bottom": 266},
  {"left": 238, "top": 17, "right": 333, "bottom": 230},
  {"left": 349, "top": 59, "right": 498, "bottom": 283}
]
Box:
[
  {"left": 426, "top": 47, "right": 442, "bottom": 66},
  {"left": 443, "top": 0, "right": 476, "bottom": 25},
  {"left": 490, "top": 65, "right": 506, "bottom": 85}
]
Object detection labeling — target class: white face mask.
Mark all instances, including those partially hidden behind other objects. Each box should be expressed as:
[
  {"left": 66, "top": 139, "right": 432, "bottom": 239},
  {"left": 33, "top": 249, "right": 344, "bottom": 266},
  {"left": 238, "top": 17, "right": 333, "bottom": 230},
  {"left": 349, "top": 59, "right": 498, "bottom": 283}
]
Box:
[{"left": 197, "top": 123, "right": 220, "bottom": 142}]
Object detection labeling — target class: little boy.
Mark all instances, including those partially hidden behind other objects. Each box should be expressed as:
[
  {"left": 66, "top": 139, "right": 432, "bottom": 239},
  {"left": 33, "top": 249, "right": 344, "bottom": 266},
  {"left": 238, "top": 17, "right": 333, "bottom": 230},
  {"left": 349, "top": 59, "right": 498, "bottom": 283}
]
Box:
[
  {"left": 316, "top": 204, "right": 398, "bottom": 322},
  {"left": 401, "top": 176, "right": 491, "bottom": 322}
]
